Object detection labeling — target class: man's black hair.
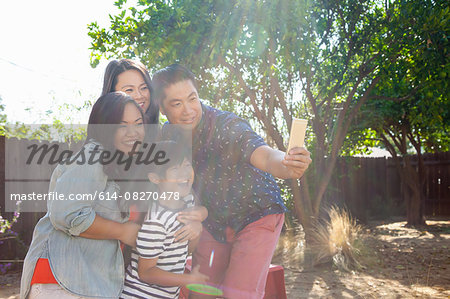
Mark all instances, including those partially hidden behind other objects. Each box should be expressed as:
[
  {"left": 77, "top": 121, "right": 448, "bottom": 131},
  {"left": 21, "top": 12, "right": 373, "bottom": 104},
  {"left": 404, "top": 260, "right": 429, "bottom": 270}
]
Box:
[{"left": 151, "top": 64, "right": 197, "bottom": 105}]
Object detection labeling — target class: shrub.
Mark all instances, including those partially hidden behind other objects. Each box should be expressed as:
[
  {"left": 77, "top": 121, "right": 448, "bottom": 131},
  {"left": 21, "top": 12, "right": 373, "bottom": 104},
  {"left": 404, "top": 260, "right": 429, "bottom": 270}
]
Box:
[{"left": 311, "top": 206, "right": 362, "bottom": 271}]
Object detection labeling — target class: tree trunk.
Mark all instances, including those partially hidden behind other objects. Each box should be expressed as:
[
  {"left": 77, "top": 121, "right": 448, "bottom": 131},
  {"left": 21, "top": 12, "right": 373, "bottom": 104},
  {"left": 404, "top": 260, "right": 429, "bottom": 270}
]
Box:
[
  {"left": 405, "top": 186, "right": 425, "bottom": 226},
  {"left": 291, "top": 177, "right": 321, "bottom": 268},
  {"left": 380, "top": 131, "right": 426, "bottom": 227},
  {"left": 402, "top": 156, "right": 426, "bottom": 226},
  {"left": 302, "top": 222, "right": 317, "bottom": 269}
]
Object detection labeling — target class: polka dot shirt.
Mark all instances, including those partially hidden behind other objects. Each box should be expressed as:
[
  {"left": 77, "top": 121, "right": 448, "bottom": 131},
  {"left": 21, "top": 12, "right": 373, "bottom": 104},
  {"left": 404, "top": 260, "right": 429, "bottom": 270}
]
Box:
[{"left": 185, "top": 103, "right": 287, "bottom": 243}]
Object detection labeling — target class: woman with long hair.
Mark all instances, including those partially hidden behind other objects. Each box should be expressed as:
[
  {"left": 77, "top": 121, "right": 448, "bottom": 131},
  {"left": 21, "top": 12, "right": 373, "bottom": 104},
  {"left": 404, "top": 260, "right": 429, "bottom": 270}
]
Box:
[
  {"left": 20, "top": 92, "right": 145, "bottom": 299},
  {"left": 101, "top": 59, "right": 159, "bottom": 125}
]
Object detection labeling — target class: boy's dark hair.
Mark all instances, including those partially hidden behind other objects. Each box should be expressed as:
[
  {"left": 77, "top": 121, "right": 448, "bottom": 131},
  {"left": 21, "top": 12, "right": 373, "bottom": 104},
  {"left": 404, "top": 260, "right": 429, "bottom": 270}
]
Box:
[
  {"left": 151, "top": 64, "right": 198, "bottom": 105},
  {"left": 141, "top": 140, "right": 191, "bottom": 178}
]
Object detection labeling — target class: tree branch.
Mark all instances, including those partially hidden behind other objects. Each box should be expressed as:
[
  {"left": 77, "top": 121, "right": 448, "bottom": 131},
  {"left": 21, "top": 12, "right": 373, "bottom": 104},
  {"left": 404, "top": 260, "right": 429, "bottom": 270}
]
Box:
[
  {"left": 342, "top": 76, "right": 381, "bottom": 138},
  {"left": 369, "top": 85, "right": 420, "bottom": 102},
  {"left": 386, "top": 126, "right": 405, "bottom": 154},
  {"left": 313, "top": 71, "right": 380, "bottom": 213},
  {"left": 217, "top": 55, "right": 286, "bottom": 150}
]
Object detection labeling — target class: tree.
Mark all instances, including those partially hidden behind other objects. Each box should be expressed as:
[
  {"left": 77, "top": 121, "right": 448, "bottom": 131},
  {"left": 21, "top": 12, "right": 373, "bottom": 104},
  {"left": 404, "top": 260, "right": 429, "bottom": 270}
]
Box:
[
  {"left": 355, "top": 0, "right": 449, "bottom": 225},
  {"left": 88, "top": 0, "right": 445, "bottom": 253}
]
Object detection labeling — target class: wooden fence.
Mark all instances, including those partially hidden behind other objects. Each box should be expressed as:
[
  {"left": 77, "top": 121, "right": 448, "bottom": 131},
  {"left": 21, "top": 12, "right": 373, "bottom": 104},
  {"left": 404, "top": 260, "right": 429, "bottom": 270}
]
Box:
[
  {"left": 0, "top": 136, "right": 83, "bottom": 247},
  {"left": 1, "top": 136, "right": 449, "bottom": 249},
  {"left": 326, "top": 152, "right": 450, "bottom": 222}
]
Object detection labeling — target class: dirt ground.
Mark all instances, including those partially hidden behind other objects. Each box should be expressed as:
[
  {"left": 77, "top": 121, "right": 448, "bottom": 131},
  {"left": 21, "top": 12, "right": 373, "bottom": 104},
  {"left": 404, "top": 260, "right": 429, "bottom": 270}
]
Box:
[
  {"left": 1, "top": 218, "right": 449, "bottom": 299},
  {"left": 273, "top": 218, "right": 450, "bottom": 298}
]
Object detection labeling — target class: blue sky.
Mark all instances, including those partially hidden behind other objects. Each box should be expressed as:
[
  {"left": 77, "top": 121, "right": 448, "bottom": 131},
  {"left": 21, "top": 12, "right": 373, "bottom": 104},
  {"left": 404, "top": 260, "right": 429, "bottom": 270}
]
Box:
[{"left": 0, "top": 0, "right": 127, "bottom": 123}]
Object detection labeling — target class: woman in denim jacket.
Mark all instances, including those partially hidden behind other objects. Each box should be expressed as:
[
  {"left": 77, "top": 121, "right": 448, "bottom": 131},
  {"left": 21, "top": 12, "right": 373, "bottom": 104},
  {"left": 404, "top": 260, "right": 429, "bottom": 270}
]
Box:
[{"left": 20, "top": 92, "right": 145, "bottom": 298}]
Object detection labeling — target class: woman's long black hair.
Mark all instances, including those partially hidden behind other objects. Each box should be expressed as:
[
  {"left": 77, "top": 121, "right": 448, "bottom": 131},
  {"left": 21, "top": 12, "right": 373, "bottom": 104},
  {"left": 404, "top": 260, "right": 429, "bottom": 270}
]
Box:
[
  {"left": 86, "top": 91, "right": 144, "bottom": 178},
  {"left": 102, "top": 59, "right": 159, "bottom": 125}
]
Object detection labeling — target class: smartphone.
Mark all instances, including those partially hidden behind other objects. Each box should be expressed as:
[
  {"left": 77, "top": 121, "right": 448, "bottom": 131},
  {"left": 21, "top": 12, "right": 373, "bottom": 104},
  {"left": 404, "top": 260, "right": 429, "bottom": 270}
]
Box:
[{"left": 286, "top": 118, "right": 307, "bottom": 154}]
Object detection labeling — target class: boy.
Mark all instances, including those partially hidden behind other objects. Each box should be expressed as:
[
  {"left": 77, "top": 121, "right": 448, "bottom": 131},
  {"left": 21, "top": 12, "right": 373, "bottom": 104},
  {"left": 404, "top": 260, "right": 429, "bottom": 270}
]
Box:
[{"left": 121, "top": 141, "right": 209, "bottom": 299}]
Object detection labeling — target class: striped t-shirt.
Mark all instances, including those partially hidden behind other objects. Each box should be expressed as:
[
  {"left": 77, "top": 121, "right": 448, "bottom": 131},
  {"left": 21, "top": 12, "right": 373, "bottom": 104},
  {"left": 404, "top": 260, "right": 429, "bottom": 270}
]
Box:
[{"left": 121, "top": 195, "right": 195, "bottom": 299}]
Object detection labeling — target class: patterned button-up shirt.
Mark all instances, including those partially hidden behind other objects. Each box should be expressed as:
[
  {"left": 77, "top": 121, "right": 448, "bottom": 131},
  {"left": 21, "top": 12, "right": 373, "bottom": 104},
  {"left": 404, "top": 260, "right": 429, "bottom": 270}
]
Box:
[{"left": 188, "top": 103, "right": 287, "bottom": 242}]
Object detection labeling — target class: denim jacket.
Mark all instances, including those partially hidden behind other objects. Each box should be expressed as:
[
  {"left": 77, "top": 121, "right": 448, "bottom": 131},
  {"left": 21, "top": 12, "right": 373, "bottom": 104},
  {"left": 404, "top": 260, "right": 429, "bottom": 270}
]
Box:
[{"left": 20, "top": 142, "right": 129, "bottom": 299}]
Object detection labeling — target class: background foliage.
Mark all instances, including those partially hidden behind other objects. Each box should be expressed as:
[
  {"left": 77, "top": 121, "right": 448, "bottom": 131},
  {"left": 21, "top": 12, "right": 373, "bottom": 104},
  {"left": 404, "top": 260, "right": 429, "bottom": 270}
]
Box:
[{"left": 88, "top": 0, "right": 449, "bottom": 242}]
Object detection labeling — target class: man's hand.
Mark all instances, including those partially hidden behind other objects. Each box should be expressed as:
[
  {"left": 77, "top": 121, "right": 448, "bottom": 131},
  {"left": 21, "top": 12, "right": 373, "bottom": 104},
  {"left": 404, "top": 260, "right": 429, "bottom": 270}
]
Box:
[
  {"left": 177, "top": 206, "right": 208, "bottom": 223},
  {"left": 174, "top": 220, "right": 203, "bottom": 243},
  {"left": 282, "top": 147, "right": 312, "bottom": 179}
]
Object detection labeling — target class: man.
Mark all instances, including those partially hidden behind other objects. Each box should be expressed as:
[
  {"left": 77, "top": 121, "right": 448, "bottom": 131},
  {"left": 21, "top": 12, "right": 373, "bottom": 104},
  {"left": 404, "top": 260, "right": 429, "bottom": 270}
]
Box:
[{"left": 152, "top": 64, "right": 311, "bottom": 298}]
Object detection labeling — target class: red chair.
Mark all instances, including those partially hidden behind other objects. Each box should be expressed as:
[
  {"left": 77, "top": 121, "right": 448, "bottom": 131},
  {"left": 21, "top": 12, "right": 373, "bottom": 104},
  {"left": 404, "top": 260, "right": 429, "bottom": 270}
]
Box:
[
  {"left": 179, "top": 258, "right": 287, "bottom": 299},
  {"left": 263, "top": 264, "right": 287, "bottom": 299}
]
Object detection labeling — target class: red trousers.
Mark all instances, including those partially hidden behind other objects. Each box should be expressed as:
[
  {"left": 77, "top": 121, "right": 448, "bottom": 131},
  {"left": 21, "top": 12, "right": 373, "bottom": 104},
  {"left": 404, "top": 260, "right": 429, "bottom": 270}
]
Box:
[{"left": 192, "top": 213, "right": 284, "bottom": 299}]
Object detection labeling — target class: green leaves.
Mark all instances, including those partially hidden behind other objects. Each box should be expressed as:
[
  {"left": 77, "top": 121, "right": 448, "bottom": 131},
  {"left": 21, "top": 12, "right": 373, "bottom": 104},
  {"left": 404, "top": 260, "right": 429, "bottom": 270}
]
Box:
[
  {"left": 87, "top": 0, "right": 449, "bottom": 224},
  {"left": 347, "top": 0, "right": 450, "bottom": 155}
]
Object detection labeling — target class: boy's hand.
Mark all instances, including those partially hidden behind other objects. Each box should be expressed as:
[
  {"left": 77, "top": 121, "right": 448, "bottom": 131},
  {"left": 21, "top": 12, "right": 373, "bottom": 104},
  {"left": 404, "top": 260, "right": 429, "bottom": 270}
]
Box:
[
  {"left": 177, "top": 206, "right": 208, "bottom": 222},
  {"left": 174, "top": 221, "right": 202, "bottom": 243},
  {"left": 188, "top": 265, "right": 209, "bottom": 284},
  {"left": 282, "top": 147, "right": 312, "bottom": 179}
]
